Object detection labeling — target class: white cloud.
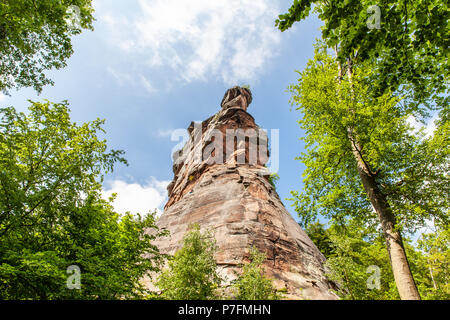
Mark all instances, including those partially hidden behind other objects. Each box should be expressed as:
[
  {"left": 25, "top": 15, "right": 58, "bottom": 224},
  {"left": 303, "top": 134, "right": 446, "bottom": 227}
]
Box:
[
  {"left": 423, "top": 116, "right": 438, "bottom": 137},
  {"left": 139, "top": 75, "right": 156, "bottom": 94},
  {"left": 107, "top": 66, "right": 132, "bottom": 86},
  {"left": 157, "top": 129, "right": 176, "bottom": 137},
  {"left": 412, "top": 218, "right": 437, "bottom": 244},
  {"left": 0, "top": 93, "right": 6, "bottom": 102},
  {"left": 100, "top": 0, "right": 281, "bottom": 87},
  {"left": 92, "top": 0, "right": 101, "bottom": 11},
  {"left": 102, "top": 177, "right": 170, "bottom": 217},
  {"left": 406, "top": 114, "right": 438, "bottom": 138},
  {"left": 107, "top": 66, "right": 156, "bottom": 94}
]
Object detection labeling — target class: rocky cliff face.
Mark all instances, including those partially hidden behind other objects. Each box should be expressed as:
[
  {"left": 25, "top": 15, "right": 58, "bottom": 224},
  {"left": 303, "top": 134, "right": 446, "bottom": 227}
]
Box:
[{"left": 150, "top": 87, "right": 338, "bottom": 299}]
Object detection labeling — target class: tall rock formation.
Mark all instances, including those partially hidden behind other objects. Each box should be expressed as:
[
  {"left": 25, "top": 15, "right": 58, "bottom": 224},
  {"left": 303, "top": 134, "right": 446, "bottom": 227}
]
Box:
[{"left": 151, "top": 87, "right": 338, "bottom": 299}]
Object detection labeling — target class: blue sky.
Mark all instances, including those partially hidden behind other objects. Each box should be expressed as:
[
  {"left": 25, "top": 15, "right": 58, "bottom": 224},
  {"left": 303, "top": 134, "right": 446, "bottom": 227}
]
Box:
[
  {"left": 0, "top": 1, "right": 330, "bottom": 222},
  {"left": 0, "top": 0, "right": 438, "bottom": 230},
  {"left": 1, "top": 0, "right": 326, "bottom": 220}
]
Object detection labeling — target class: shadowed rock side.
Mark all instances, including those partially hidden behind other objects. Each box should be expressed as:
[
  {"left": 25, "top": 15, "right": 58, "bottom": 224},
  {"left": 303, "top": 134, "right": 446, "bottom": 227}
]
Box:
[{"left": 147, "top": 87, "right": 338, "bottom": 300}]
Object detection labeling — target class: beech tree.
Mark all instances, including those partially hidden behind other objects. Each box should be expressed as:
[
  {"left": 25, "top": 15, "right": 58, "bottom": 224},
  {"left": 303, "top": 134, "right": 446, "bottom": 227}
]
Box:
[
  {"left": 0, "top": 101, "right": 166, "bottom": 299},
  {"left": 306, "top": 221, "right": 450, "bottom": 300},
  {"left": 287, "top": 48, "right": 448, "bottom": 300},
  {"left": 277, "top": 0, "right": 448, "bottom": 300},
  {"left": 276, "top": 0, "right": 449, "bottom": 111},
  {"left": 0, "top": 0, "right": 95, "bottom": 93},
  {"left": 156, "top": 224, "right": 222, "bottom": 300},
  {"left": 231, "top": 247, "right": 281, "bottom": 300},
  {"left": 417, "top": 226, "right": 450, "bottom": 299}
]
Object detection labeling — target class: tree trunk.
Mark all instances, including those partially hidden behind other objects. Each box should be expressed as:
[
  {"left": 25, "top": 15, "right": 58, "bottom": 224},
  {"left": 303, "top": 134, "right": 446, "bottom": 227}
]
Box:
[
  {"left": 349, "top": 134, "right": 421, "bottom": 300},
  {"left": 342, "top": 56, "right": 420, "bottom": 300},
  {"left": 429, "top": 263, "right": 437, "bottom": 290}
]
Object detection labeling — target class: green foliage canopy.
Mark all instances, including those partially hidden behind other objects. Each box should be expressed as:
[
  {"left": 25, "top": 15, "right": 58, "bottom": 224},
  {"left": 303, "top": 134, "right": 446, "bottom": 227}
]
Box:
[
  {"left": 231, "top": 247, "right": 281, "bottom": 300},
  {"left": 276, "top": 0, "right": 449, "bottom": 110},
  {"left": 0, "top": 101, "right": 166, "bottom": 299},
  {"left": 306, "top": 221, "right": 450, "bottom": 300},
  {"left": 288, "top": 48, "right": 449, "bottom": 235},
  {"left": 0, "top": 0, "right": 95, "bottom": 93},
  {"left": 417, "top": 226, "right": 450, "bottom": 299},
  {"left": 156, "top": 224, "right": 222, "bottom": 300}
]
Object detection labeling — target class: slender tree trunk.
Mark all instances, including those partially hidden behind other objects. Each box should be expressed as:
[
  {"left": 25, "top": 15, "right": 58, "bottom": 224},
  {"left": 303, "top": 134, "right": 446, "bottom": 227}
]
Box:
[
  {"left": 343, "top": 267, "right": 355, "bottom": 300},
  {"left": 429, "top": 263, "right": 437, "bottom": 290},
  {"left": 351, "top": 143, "right": 421, "bottom": 300},
  {"left": 338, "top": 55, "right": 421, "bottom": 300}
]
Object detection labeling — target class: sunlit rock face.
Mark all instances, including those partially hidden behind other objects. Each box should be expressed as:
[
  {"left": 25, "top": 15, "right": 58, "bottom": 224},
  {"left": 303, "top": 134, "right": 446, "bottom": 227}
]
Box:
[{"left": 148, "top": 87, "right": 338, "bottom": 300}]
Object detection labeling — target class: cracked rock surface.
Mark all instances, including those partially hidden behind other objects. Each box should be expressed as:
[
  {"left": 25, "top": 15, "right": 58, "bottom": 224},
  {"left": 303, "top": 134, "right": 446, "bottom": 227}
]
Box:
[{"left": 146, "top": 87, "right": 338, "bottom": 300}]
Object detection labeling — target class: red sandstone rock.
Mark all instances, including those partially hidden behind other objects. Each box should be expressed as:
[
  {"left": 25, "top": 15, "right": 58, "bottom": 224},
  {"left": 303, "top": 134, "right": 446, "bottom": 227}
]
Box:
[{"left": 147, "top": 87, "right": 338, "bottom": 300}]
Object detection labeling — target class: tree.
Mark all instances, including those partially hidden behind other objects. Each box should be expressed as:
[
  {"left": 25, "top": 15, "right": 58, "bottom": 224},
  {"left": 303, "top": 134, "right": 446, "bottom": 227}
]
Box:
[
  {"left": 0, "top": 0, "right": 95, "bottom": 93},
  {"left": 231, "top": 247, "right": 281, "bottom": 300},
  {"left": 288, "top": 48, "right": 448, "bottom": 299},
  {"left": 156, "top": 224, "right": 222, "bottom": 300},
  {"left": 319, "top": 221, "right": 399, "bottom": 300},
  {"left": 304, "top": 222, "right": 334, "bottom": 257},
  {"left": 306, "top": 220, "right": 449, "bottom": 300},
  {"left": 417, "top": 226, "right": 450, "bottom": 299},
  {"left": 276, "top": 3, "right": 448, "bottom": 298},
  {"left": 0, "top": 101, "right": 166, "bottom": 299},
  {"left": 276, "top": 0, "right": 449, "bottom": 111},
  {"left": 309, "top": 220, "right": 402, "bottom": 300}
]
